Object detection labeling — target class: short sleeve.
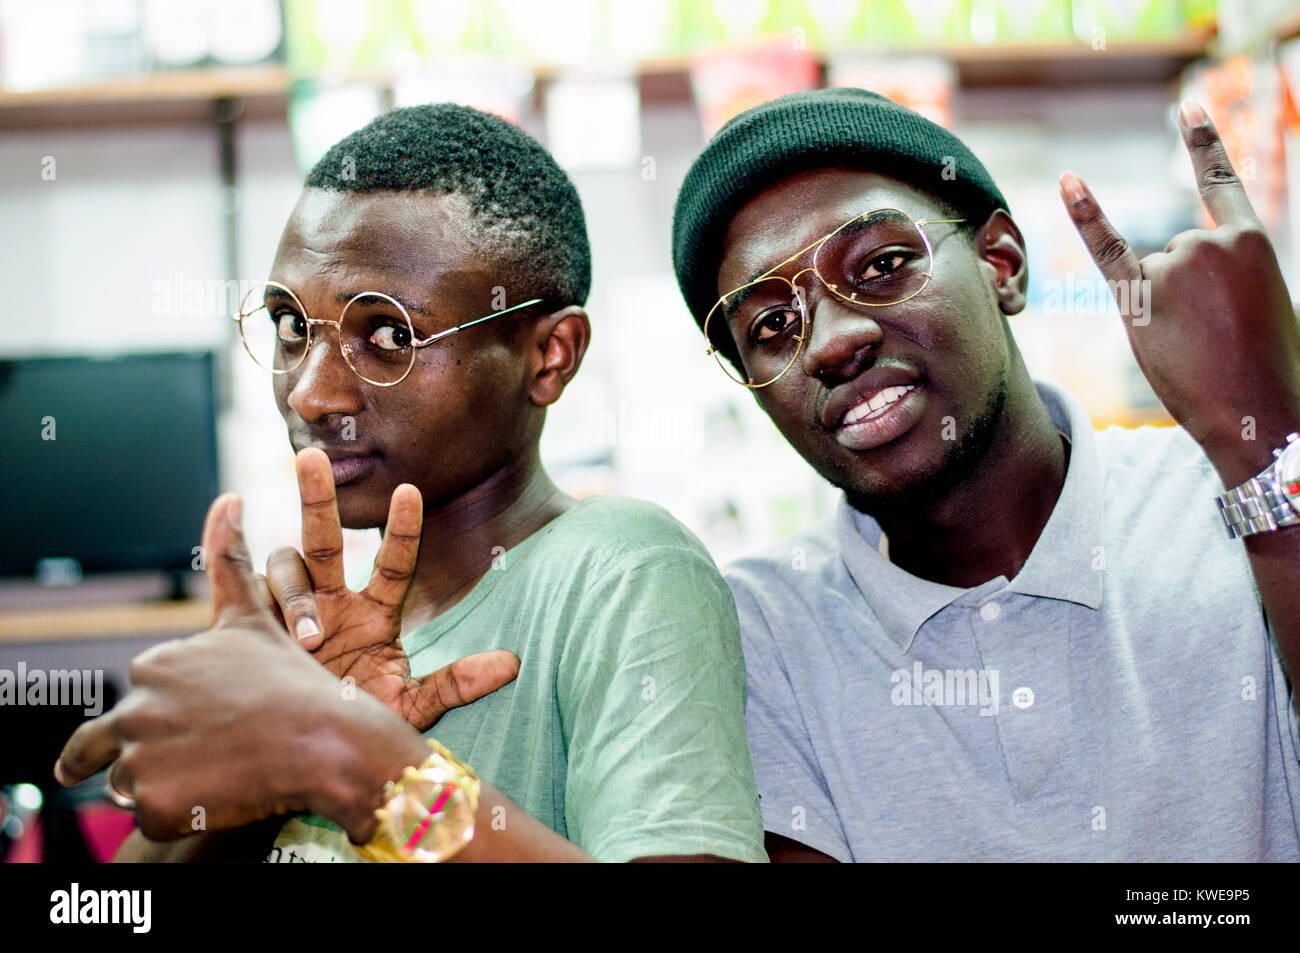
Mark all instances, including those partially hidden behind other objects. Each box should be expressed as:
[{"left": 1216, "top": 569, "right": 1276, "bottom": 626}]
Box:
[
  {"left": 730, "top": 578, "right": 853, "bottom": 862},
  {"left": 556, "top": 543, "right": 768, "bottom": 863}
]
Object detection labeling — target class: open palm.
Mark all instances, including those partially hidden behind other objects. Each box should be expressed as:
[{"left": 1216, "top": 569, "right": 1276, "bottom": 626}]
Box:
[{"left": 266, "top": 448, "right": 518, "bottom": 732}]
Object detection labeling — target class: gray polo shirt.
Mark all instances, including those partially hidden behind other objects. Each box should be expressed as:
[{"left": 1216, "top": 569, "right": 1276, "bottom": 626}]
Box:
[{"left": 729, "top": 380, "right": 1300, "bottom": 861}]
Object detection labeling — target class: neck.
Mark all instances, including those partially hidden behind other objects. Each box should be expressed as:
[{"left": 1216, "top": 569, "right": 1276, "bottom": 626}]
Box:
[
  {"left": 869, "top": 381, "right": 1068, "bottom": 589},
  {"left": 400, "top": 445, "right": 573, "bottom": 629}
]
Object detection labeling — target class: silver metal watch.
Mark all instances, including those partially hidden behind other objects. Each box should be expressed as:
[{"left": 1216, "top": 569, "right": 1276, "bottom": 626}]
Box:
[{"left": 1215, "top": 432, "right": 1300, "bottom": 538}]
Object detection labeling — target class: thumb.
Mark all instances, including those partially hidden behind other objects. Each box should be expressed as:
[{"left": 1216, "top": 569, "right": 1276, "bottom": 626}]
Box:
[
  {"left": 411, "top": 650, "right": 521, "bottom": 730},
  {"left": 201, "top": 493, "right": 271, "bottom": 629}
]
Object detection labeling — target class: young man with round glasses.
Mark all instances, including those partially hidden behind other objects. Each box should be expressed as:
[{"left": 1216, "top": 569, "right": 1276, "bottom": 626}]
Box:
[
  {"left": 55, "top": 104, "right": 766, "bottom": 864},
  {"left": 672, "top": 87, "right": 1300, "bottom": 861}
]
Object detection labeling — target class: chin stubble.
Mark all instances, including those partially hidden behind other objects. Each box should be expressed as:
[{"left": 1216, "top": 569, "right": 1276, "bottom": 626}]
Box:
[{"left": 840, "top": 376, "right": 1008, "bottom": 520}]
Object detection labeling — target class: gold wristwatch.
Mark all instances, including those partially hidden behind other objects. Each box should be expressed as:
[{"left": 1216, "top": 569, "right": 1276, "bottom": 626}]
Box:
[{"left": 356, "top": 739, "right": 481, "bottom": 863}]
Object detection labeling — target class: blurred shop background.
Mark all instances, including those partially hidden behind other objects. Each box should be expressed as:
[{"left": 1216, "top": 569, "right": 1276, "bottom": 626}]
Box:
[{"left": 1, "top": 0, "right": 1299, "bottom": 858}]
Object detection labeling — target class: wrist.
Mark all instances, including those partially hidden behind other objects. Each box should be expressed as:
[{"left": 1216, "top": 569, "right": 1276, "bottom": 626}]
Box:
[
  {"left": 305, "top": 694, "right": 429, "bottom": 844},
  {"left": 1201, "top": 406, "right": 1300, "bottom": 488}
]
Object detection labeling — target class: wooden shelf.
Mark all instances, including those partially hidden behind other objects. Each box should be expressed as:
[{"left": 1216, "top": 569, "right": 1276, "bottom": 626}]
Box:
[
  {"left": 0, "top": 65, "right": 290, "bottom": 129},
  {"left": 939, "top": 36, "right": 1210, "bottom": 87},
  {"left": 0, "top": 38, "right": 1212, "bottom": 129},
  {"left": 0, "top": 600, "right": 213, "bottom": 644}
]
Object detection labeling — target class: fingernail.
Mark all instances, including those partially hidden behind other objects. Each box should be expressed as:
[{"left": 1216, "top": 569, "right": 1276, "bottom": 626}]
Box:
[
  {"left": 296, "top": 617, "right": 321, "bottom": 640},
  {"left": 1179, "top": 98, "right": 1207, "bottom": 128},
  {"left": 1060, "top": 170, "right": 1086, "bottom": 204},
  {"left": 53, "top": 760, "right": 68, "bottom": 786},
  {"left": 228, "top": 496, "right": 243, "bottom": 530}
]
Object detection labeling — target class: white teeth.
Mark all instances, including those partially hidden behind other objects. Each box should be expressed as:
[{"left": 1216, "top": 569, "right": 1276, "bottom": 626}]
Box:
[{"left": 842, "top": 385, "right": 915, "bottom": 426}]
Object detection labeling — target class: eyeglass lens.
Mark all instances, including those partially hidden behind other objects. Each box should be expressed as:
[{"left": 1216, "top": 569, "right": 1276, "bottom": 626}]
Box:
[
  {"left": 237, "top": 282, "right": 417, "bottom": 385},
  {"left": 714, "top": 210, "right": 935, "bottom": 386}
]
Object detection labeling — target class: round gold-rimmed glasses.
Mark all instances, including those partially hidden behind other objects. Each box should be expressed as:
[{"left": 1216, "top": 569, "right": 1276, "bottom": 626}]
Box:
[
  {"left": 703, "top": 208, "right": 964, "bottom": 388},
  {"left": 234, "top": 280, "right": 544, "bottom": 387}
]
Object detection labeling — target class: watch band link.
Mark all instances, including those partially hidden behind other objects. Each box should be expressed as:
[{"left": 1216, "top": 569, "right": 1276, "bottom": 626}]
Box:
[{"left": 1216, "top": 478, "right": 1300, "bottom": 539}]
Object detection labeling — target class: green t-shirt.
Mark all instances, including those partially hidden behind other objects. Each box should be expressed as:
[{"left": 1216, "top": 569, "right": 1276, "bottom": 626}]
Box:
[{"left": 268, "top": 494, "right": 767, "bottom": 863}]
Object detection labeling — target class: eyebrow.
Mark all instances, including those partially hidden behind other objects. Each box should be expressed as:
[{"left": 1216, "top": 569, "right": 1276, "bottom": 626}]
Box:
[
  {"left": 333, "top": 290, "right": 434, "bottom": 317},
  {"left": 721, "top": 282, "right": 770, "bottom": 324}
]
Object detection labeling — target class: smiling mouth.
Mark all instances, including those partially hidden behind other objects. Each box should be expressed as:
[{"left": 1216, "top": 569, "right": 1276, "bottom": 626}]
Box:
[
  {"left": 841, "top": 384, "right": 916, "bottom": 426},
  {"left": 834, "top": 384, "right": 925, "bottom": 452}
]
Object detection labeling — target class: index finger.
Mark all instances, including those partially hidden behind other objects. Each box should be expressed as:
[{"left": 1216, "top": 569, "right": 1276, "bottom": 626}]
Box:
[
  {"left": 1179, "top": 99, "right": 1262, "bottom": 229},
  {"left": 1059, "top": 170, "right": 1142, "bottom": 288},
  {"left": 296, "top": 447, "right": 347, "bottom": 593},
  {"left": 55, "top": 711, "right": 123, "bottom": 786}
]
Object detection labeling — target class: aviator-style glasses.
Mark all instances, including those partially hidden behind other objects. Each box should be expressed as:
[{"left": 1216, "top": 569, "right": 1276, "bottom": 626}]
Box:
[{"left": 703, "top": 208, "right": 964, "bottom": 388}]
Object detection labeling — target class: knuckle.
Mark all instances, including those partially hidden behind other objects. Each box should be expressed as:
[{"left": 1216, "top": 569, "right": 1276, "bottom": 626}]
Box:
[
  {"left": 305, "top": 545, "right": 341, "bottom": 565},
  {"left": 375, "top": 563, "right": 413, "bottom": 585},
  {"left": 1228, "top": 226, "right": 1269, "bottom": 254},
  {"left": 221, "top": 537, "right": 255, "bottom": 572},
  {"left": 1198, "top": 164, "right": 1240, "bottom": 190},
  {"left": 441, "top": 668, "right": 465, "bottom": 706},
  {"left": 1093, "top": 234, "right": 1131, "bottom": 267},
  {"left": 128, "top": 641, "right": 176, "bottom": 682}
]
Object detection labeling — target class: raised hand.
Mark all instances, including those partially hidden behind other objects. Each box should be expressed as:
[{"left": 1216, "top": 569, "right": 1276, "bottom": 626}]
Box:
[
  {"left": 54, "top": 494, "right": 427, "bottom": 842},
  {"left": 265, "top": 448, "right": 519, "bottom": 732},
  {"left": 1059, "top": 99, "right": 1300, "bottom": 484}
]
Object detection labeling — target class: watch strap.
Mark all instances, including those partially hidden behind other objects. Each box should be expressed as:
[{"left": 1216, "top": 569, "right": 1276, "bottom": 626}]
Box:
[{"left": 1216, "top": 476, "right": 1300, "bottom": 538}]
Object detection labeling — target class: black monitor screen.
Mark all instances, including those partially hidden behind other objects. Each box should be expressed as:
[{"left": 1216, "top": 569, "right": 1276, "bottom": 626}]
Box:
[{"left": 0, "top": 352, "right": 219, "bottom": 576}]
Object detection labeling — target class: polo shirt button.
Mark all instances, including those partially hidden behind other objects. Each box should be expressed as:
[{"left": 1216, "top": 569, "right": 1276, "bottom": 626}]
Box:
[
  {"left": 1013, "top": 686, "right": 1035, "bottom": 709},
  {"left": 979, "top": 601, "right": 1001, "bottom": 621}
]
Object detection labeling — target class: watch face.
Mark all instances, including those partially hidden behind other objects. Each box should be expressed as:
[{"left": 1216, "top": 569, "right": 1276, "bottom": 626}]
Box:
[{"left": 1278, "top": 440, "right": 1300, "bottom": 507}]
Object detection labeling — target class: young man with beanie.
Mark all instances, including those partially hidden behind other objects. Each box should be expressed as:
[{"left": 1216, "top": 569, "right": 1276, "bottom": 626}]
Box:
[
  {"left": 672, "top": 87, "right": 1300, "bottom": 861},
  {"left": 56, "top": 104, "right": 766, "bottom": 863}
]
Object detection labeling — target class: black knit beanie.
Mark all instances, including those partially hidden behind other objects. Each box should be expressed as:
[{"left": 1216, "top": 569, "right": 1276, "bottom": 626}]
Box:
[{"left": 671, "top": 87, "right": 1009, "bottom": 362}]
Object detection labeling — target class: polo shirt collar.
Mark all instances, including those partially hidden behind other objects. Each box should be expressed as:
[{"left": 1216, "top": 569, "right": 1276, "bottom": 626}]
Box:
[{"left": 837, "top": 379, "right": 1105, "bottom": 652}]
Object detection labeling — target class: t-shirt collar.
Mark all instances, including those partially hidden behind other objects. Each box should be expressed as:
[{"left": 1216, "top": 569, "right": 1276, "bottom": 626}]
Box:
[{"left": 837, "top": 380, "right": 1105, "bottom": 652}]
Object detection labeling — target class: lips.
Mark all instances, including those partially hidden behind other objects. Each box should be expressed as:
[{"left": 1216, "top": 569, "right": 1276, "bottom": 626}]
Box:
[
  {"left": 294, "top": 442, "right": 380, "bottom": 487},
  {"left": 821, "top": 366, "right": 927, "bottom": 453},
  {"left": 326, "top": 453, "right": 378, "bottom": 486},
  {"left": 834, "top": 384, "right": 925, "bottom": 452}
]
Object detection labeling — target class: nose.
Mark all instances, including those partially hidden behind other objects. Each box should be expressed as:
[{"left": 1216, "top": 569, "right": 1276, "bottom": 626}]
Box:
[
  {"left": 800, "top": 286, "right": 884, "bottom": 383},
  {"left": 286, "top": 326, "right": 364, "bottom": 423}
]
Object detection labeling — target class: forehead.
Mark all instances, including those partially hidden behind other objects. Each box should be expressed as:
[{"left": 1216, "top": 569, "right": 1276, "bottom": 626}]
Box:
[
  {"left": 715, "top": 167, "right": 948, "bottom": 294},
  {"left": 271, "top": 188, "right": 492, "bottom": 303}
]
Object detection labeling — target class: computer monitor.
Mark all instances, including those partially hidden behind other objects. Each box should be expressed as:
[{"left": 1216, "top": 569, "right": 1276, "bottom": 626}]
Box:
[{"left": 0, "top": 352, "right": 220, "bottom": 580}]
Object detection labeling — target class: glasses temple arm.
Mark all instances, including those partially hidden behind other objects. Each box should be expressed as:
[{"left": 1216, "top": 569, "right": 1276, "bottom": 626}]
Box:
[{"left": 414, "top": 297, "right": 547, "bottom": 347}]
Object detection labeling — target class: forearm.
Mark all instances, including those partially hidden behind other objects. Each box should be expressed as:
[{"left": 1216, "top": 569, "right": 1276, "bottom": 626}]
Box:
[
  {"left": 450, "top": 783, "right": 593, "bottom": 862},
  {"left": 1207, "top": 413, "right": 1300, "bottom": 685},
  {"left": 1241, "top": 529, "right": 1300, "bottom": 685}
]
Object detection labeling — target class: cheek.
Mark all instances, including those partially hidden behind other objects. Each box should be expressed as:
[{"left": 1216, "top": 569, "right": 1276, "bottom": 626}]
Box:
[
  {"left": 755, "top": 381, "right": 818, "bottom": 443},
  {"left": 392, "top": 342, "right": 529, "bottom": 449}
]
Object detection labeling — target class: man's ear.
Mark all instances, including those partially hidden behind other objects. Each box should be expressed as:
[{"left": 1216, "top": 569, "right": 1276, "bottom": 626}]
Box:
[
  {"left": 975, "top": 209, "right": 1028, "bottom": 316},
  {"left": 528, "top": 305, "right": 591, "bottom": 407}
]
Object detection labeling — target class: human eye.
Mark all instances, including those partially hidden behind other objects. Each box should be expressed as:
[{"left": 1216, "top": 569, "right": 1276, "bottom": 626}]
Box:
[
  {"left": 749, "top": 305, "right": 802, "bottom": 346},
  {"left": 273, "top": 310, "right": 307, "bottom": 342},
  {"left": 857, "top": 248, "right": 917, "bottom": 283},
  {"left": 367, "top": 320, "right": 413, "bottom": 351}
]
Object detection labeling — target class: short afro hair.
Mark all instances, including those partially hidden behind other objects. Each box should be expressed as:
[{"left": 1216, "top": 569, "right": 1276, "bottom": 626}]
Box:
[{"left": 306, "top": 103, "right": 591, "bottom": 308}]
